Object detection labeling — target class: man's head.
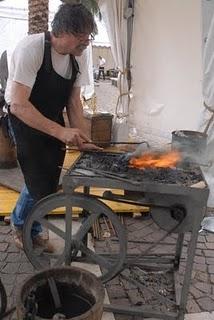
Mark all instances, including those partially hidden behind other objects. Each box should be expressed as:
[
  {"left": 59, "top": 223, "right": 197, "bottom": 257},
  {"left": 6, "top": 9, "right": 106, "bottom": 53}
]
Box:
[{"left": 51, "top": 4, "right": 97, "bottom": 56}]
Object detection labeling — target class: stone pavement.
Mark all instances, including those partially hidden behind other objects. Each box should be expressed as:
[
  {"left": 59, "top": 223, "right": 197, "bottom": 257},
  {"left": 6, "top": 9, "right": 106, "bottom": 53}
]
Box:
[
  {"left": 94, "top": 213, "right": 214, "bottom": 320},
  {"left": 0, "top": 212, "right": 214, "bottom": 319}
]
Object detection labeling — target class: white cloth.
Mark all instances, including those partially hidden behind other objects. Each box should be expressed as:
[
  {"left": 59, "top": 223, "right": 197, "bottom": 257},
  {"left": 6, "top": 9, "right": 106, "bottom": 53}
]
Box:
[
  {"left": 199, "top": 12, "right": 214, "bottom": 207},
  {"left": 5, "top": 33, "right": 90, "bottom": 104},
  {"left": 99, "top": 0, "right": 130, "bottom": 142}
]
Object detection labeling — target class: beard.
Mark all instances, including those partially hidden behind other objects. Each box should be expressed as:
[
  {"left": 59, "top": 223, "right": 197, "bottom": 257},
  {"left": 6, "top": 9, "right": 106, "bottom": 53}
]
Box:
[{"left": 72, "top": 44, "right": 88, "bottom": 56}]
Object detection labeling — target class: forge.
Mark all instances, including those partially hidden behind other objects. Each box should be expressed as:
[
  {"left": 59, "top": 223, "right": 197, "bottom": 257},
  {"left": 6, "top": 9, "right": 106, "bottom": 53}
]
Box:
[{"left": 23, "top": 151, "right": 209, "bottom": 320}]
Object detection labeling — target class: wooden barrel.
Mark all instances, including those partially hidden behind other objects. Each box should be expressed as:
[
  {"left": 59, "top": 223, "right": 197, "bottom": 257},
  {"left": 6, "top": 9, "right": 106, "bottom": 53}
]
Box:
[
  {"left": 16, "top": 266, "right": 105, "bottom": 320},
  {"left": 0, "top": 125, "right": 17, "bottom": 168}
]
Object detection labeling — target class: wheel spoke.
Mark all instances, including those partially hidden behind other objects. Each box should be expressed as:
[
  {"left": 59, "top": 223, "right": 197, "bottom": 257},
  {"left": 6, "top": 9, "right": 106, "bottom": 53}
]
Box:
[
  {"left": 80, "top": 243, "right": 112, "bottom": 270},
  {"left": 74, "top": 212, "right": 100, "bottom": 241},
  {"left": 38, "top": 218, "right": 66, "bottom": 239},
  {"left": 64, "top": 205, "right": 73, "bottom": 264}
]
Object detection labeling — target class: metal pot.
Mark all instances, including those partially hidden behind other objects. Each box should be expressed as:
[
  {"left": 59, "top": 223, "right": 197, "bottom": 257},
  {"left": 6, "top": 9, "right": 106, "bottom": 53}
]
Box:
[{"left": 171, "top": 130, "right": 207, "bottom": 162}]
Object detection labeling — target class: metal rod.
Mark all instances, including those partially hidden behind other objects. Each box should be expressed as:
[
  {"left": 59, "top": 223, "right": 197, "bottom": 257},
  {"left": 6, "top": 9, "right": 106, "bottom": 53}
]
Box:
[
  {"left": 87, "top": 141, "right": 147, "bottom": 145},
  {"left": 48, "top": 278, "right": 62, "bottom": 311}
]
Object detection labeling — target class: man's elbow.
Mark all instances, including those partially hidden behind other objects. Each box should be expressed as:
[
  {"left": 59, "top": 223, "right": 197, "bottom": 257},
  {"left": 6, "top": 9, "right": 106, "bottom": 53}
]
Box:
[{"left": 10, "top": 103, "right": 24, "bottom": 117}]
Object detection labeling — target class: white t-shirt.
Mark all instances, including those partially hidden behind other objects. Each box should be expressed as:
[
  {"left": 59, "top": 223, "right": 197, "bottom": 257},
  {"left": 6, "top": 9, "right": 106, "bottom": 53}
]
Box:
[
  {"left": 5, "top": 33, "right": 90, "bottom": 104},
  {"left": 99, "top": 57, "right": 106, "bottom": 67}
]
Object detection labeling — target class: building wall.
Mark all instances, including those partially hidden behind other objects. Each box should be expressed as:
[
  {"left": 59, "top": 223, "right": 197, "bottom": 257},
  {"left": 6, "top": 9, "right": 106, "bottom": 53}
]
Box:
[{"left": 130, "top": 0, "right": 203, "bottom": 143}]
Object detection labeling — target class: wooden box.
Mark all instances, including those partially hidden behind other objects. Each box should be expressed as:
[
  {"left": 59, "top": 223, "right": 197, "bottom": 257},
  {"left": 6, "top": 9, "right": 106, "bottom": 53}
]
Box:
[{"left": 84, "top": 112, "right": 113, "bottom": 147}]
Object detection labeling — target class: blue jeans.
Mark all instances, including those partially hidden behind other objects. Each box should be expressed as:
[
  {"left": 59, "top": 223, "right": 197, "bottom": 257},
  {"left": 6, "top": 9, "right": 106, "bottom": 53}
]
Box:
[
  {"left": 8, "top": 116, "right": 42, "bottom": 237},
  {"left": 11, "top": 185, "right": 42, "bottom": 237}
]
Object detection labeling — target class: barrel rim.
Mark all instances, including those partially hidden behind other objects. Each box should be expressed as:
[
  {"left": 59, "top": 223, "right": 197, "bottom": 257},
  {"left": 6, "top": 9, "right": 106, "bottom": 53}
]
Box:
[
  {"left": 171, "top": 130, "right": 208, "bottom": 139},
  {"left": 16, "top": 266, "right": 105, "bottom": 320}
]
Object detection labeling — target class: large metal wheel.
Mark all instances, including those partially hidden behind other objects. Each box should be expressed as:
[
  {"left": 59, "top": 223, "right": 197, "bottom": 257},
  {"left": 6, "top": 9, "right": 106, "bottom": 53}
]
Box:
[{"left": 23, "top": 192, "right": 127, "bottom": 283}]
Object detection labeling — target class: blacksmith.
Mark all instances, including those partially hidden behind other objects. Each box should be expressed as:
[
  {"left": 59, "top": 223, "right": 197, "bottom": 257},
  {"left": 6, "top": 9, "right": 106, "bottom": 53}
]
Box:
[{"left": 5, "top": 3, "right": 99, "bottom": 251}]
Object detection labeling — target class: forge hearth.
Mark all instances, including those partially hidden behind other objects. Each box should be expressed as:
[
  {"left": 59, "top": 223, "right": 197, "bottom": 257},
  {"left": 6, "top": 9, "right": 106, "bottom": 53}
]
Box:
[
  {"left": 22, "top": 151, "right": 209, "bottom": 319},
  {"left": 66, "top": 151, "right": 203, "bottom": 186},
  {"left": 61, "top": 151, "right": 209, "bottom": 320}
]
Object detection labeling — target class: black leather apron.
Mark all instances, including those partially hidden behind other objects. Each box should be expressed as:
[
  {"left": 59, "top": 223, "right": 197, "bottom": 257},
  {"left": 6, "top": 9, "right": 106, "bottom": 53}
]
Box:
[{"left": 9, "top": 32, "right": 79, "bottom": 201}]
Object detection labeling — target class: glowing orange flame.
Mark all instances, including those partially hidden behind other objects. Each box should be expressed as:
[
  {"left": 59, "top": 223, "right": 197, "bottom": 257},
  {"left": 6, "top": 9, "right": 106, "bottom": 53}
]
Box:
[{"left": 129, "top": 150, "right": 181, "bottom": 169}]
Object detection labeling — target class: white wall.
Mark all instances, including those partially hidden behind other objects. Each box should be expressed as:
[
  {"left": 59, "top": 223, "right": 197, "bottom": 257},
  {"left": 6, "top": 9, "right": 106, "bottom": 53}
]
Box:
[{"left": 130, "top": 0, "right": 203, "bottom": 143}]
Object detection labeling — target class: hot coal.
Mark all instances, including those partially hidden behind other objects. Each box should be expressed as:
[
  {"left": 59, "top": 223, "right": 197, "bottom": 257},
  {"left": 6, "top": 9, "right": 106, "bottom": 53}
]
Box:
[{"left": 70, "top": 152, "right": 204, "bottom": 186}]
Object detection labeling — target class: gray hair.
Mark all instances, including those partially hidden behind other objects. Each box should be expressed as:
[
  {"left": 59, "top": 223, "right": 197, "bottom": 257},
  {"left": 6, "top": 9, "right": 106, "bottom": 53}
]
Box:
[{"left": 51, "top": 3, "right": 97, "bottom": 37}]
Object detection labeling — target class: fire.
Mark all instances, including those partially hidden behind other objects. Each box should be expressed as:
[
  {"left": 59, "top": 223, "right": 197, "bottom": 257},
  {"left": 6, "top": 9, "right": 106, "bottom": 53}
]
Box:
[{"left": 129, "top": 150, "right": 181, "bottom": 169}]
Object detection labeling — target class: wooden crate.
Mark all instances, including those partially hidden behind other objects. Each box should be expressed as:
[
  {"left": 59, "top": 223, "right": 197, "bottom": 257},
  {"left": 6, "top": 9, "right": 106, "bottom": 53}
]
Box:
[{"left": 84, "top": 112, "right": 113, "bottom": 147}]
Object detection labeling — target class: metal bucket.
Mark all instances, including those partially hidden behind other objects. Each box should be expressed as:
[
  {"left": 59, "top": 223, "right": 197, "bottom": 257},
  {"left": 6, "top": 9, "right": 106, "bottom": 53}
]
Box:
[
  {"left": 16, "top": 267, "right": 105, "bottom": 320},
  {"left": 171, "top": 130, "right": 207, "bottom": 162}
]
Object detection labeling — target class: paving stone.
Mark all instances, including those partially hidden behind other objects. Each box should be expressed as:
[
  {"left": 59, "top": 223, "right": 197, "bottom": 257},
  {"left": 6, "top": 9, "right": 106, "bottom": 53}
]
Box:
[
  {"left": 197, "top": 235, "right": 206, "bottom": 243},
  {"left": 204, "top": 250, "right": 214, "bottom": 258},
  {"left": 110, "top": 297, "right": 130, "bottom": 306},
  {"left": 18, "top": 262, "right": 35, "bottom": 274},
  {"left": 16, "top": 273, "right": 30, "bottom": 285},
  {"left": 4, "top": 234, "right": 14, "bottom": 242},
  {"left": 4, "top": 284, "right": 14, "bottom": 297},
  {"left": 206, "top": 235, "right": 214, "bottom": 242},
  {"left": 184, "top": 233, "right": 191, "bottom": 241},
  {"left": 197, "top": 297, "right": 214, "bottom": 312},
  {"left": 206, "top": 243, "right": 214, "bottom": 250},
  {"left": 107, "top": 285, "right": 127, "bottom": 299},
  {"left": 0, "top": 234, "right": 7, "bottom": 242},
  {"left": 194, "top": 271, "right": 209, "bottom": 283},
  {"left": 163, "top": 236, "right": 177, "bottom": 244},
  {"left": 1, "top": 262, "right": 20, "bottom": 274},
  {"left": 128, "top": 223, "right": 146, "bottom": 232},
  {"left": 7, "top": 243, "right": 20, "bottom": 253},
  {"left": 0, "top": 226, "right": 11, "bottom": 234},
  {"left": 128, "top": 288, "right": 144, "bottom": 305},
  {"left": 151, "top": 245, "right": 175, "bottom": 254},
  {"left": 195, "top": 249, "right": 203, "bottom": 256},
  {"left": 208, "top": 265, "right": 214, "bottom": 274},
  {"left": 196, "top": 243, "right": 207, "bottom": 250},
  {"left": 206, "top": 257, "right": 214, "bottom": 265},
  {"left": 0, "top": 274, "right": 16, "bottom": 285},
  {"left": 114, "top": 315, "right": 130, "bottom": 320},
  {"left": 0, "top": 242, "right": 9, "bottom": 252},
  {"left": 186, "top": 298, "right": 201, "bottom": 313},
  {"left": 126, "top": 247, "right": 141, "bottom": 254},
  {"left": 120, "top": 278, "right": 136, "bottom": 290},
  {"left": 6, "top": 253, "right": 22, "bottom": 263},
  {"left": 0, "top": 252, "right": 7, "bottom": 261},
  {"left": 210, "top": 275, "right": 214, "bottom": 284},
  {"left": 128, "top": 226, "right": 154, "bottom": 239},
  {"left": 194, "top": 256, "right": 206, "bottom": 264},
  {"left": 194, "top": 282, "right": 212, "bottom": 294},
  {"left": 189, "top": 286, "right": 204, "bottom": 299},
  {"left": 193, "top": 263, "right": 207, "bottom": 272},
  {"left": 185, "top": 312, "right": 214, "bottom": 320}
]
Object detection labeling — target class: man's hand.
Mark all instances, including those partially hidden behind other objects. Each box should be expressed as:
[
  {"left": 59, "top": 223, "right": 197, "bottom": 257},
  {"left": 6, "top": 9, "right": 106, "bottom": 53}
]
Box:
[
  {"left": 58, "top": 127, "right": 91, "bottom": 148},
  {"left": 79, "top": 142, "right": 103, "bottom": 151}
]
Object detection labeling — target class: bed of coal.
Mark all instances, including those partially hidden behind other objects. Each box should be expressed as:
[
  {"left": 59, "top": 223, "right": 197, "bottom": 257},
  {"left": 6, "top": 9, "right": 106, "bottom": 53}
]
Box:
[{"left": 71, "top": 151, "right": 204, "bottom": 186}]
